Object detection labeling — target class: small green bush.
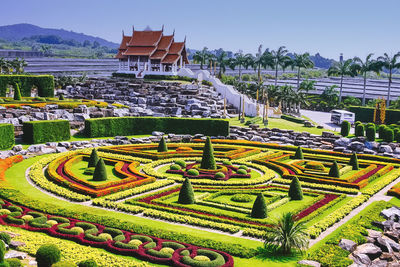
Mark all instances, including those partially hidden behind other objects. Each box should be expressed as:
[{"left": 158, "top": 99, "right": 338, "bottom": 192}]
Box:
[
  {"left": 200, "top": 137, "right": 216, "bottom": 170},
  {"left": 378, "top": 125, "right": 387, "bottom": 139},
  {"left": 396, "top": 131, "right": 400, "bottom": 143},
  {"left": 349, "top": 153, "right": 359, "bottom": 170},
  {"left": 170, "top": 164, "right": 181, "bottom": 170},
  {"left": 222, "top": 160, "right": 232, "bottom": 166},
  {"left": 87, "top": 149, "right": 99, "bottom": 168},
  {"left": 35, "top": 244, "right": 61, "bottom": 267},
  {"left": 329, "top": 161, "right": 340, "bottom": 178},
  {"left": 289, "top": 176, "right": 303, "bottom": 200},
  {"left": 384, "top": 128, "right": 394, "bottom": 143},
  {"left": 187, "top": 169, "right": 199, "bottom": 176},
  {"left": 51, "top": 261, "right": 76, "bottom": 267},
  {"left": 178, "top": 178, "right": 195, "bottom": 204},
  {"left": 5, "top": 258, "right": 21, "bottom": 267},
  {"left": 355, "top": 124, "right": 364, "bottom": 137},
  {"left": 340, "top": 121, "right": 351, "bottom": 137},
  {"left": 157, "top": 137, "right": 168, "bottom": 152},
  {"left": 0, "top": 233, "right": 10, "bottom": 245},
  {"left": 214, "top": 172, "right": 225, "bottom": 179},
  {"left": 294, "top": 146, "right": 304, "bottom": 159},
  {"left": 0, "top": 262, "right": 9, "bottom": 267},
  {"left": 231, "top": 194, "right": 253, "bottom": 203},
  {"left": 58, "top": 94, "right": 64, "bottom": 101},
  {"left": 251, "top": 193, "right": 267, "bottom": 218},
  {"left": 93, "top": 158, "right": 107, "bottom": 181},
  {"left": 366, "top": 126, "right": 376, "bottom": 141},
  {"left": 175, "top": 160, "right": 186, "bottom": 168},
  {"left": 0, "top": 239, "right": 6, "bottom": 262},
  {"left": 236, "top": 169, "right": 248, "bottom": 175}
]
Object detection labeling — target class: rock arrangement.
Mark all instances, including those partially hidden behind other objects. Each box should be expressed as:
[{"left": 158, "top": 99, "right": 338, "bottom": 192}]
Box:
[{"left": 338, "top": 207, "right": 400, "bottom": 267}]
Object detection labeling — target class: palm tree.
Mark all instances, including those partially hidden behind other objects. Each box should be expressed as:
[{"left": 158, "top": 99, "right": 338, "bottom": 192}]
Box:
[
  {"left": 216, "top": 51, "right": 228, "bottom": 78},
  {"left": 321, "top": 85, "right": 339, "bottom": 106},
  {"left": 377, "top": 52, "right": 400, "bottom": 106},
  {"left": 269, "top": 46, "right": 291, "bottom": 86},
  {"left": 192, "top": 47, "right": 209, "bottom": 70},
  {"left": 352, "top": 54, "right": 381, "bottom": 106},
  {"left": 264, "top": 212, "right": 308, "bottom": 255},
  {"left": 292, "top": 53, "right": 314, "bottom": 90},
  {"left": 327, "top": 58, "right": 356, "bottom": 103},
  {"left": 233, "top": 50, "right": 247, "bottom": 81}
]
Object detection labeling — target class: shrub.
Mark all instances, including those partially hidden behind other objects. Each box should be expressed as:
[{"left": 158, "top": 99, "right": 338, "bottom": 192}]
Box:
[
  {"left": 329, "top": 161, "right": 340, "bottom": 178},
  {"left": 23, "top": 120, "right": 70, "bottom": 144},
  {"left": 289, "top": 176, "right": 303, "bottom": 200},
  {"left": 294, "top": 146, "right": 304, "bottom": 159},
  {"left": 0, "top": 124, "right": 15, "bottom": 150},
  {"left": 0, "top": 75, "right": 54, "bottom": 97},
  {"left": 84, "top": 117, "right": 229, "bottom": 138},
  {"left": 93, "top": 159, "right": 107, "bottom": 181},
  {"left": 349, "top": 153, "right": 359, "bottom": 170},
  {"left": 366, "top": 126, "right": 376, "bottom": 141},
  {"left": 251, "top": 193, "right": 267, "bottom": 218},
  {"left": 170, "top": 164, "right": 181, "bottom": 170},
  {"left": 187, "top": 169, "right": 199, "bottom": 176},
  {"left": 51, "top": 262, "right": 76, "bottom": 267},
  {"left": 396, "top": 131, "right": 400, "bottom": 143},
  {"left": 236, "top": 169, "right": 248, "bottom": 175},
  {"left": 175, "top": 159, "right": 186, "bottom": 168},
  {"left": 0, "top": 233, "right": 10, "bottom": 245},
  {"left": 222, "top": 160, "right": 232, "bottom": 165},
  {"left": 200, "top": 137, "right": 216, "bottom": 170},
  {"left": 378, "top": 125, "right": 387, "bottom": 139},
  {"left": 5, "top": 259, "right": 21, "bottom": 267},
  {"left": 355, "top": 124, "right": 364, "bottom": 137},
  {"left": 13, "top": 83, "right": 22, "bottom": 101},
  {"left": 178, "top": 178, "right": 195, "bottom": 204},
  {"left": 214, "top": 172, "right": 225, "bottom": 179},
  {"left": 98, "top": 233, "right": 112, "bottom": 241},
  {"left": 35, "top": 244, "right": 61, "bottom": 267},
  {"left": 340, "top": 121, "right": 351, "bottom": 137},
  {"left": 231, "top": 194, "right": 252, "bottom": 203},
  {"left": 87, "top": 149, "right": 99, "bottom": 168},
  {"left": 59, "top": 94, "right": 64, "bottom": 101},
  {"left": 0, "top": 239, "right": 5, "bottom": 262},
  {"left": 384, "top": 128, "right": 394, "bottom": 142},
  {"left": 0, "top": 262, "right": 9, "bottom": 267},
  {"left": 157, "top": 136, "right": 168, "bottom": 152}
]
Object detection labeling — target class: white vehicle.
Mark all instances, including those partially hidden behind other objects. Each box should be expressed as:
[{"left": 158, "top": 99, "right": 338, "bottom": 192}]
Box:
[{"left": 330, "top": 110, "right": 355, "bottom": 125}]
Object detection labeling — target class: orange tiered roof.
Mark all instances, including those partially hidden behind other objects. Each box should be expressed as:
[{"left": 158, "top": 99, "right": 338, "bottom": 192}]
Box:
[{"left": 116, "top": 26, "right": 188, "bottom": 64}]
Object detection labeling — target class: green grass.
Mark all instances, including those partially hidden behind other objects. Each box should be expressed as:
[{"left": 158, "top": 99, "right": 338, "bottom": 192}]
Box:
[
  {"left": 229, "top": 117, "right": 337, "bottom": 135},
  {"left": 68, "top": 160, "right": 122, "bottom": 184}
]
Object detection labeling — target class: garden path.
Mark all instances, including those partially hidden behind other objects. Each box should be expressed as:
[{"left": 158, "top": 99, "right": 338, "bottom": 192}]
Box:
[{"left": 308, "top": 175, "right": 400, "bottom": 247}]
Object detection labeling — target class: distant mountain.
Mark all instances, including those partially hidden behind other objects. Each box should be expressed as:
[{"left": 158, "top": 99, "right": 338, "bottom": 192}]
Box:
[{"left": 0, "top": 23, "right": 118, "bottom": 48}]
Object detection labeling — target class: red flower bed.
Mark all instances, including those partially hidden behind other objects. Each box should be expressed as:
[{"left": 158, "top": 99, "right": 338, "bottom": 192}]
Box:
[
  {"left": 0, "top": 199, "right": 233, "bottom": 267},
  {"left": 294, "top": 194, "right": 339, "bottom": 220},
  {"left": 353, "top": 165, "right": 384, "bottom": 184}
]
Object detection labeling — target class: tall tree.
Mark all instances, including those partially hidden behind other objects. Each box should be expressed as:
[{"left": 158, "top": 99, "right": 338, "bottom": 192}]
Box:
[
  {"left": 352, "top": 53, "right": 381, "bottom": 106},
  {"left": 264, "top": 212, "right": 309, "bottom": 255},
  {"left": 327, "top": 58, "right": 357, "bottom": 103},
  {"left": 234, "top": 50, "right": 247, "bottom": 81},
  {"left": 291, "top": 53, "right": 314, "bottom": 90},
  {"left": 269, "top": 46, "right": 291, "bottom": 86},
  {"left": 192, "top": 47, "right": 210, "bottom": 70},
  {"left": 216, "top": 51, "right": 228, "bottom": 78},
  {"left": 377, "top": 52, "right": 400, "bottom": 107}
]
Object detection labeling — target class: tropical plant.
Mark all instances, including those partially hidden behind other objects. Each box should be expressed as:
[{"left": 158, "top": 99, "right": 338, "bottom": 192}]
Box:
[
  {"left": 233, "top": 50, "right": 248, "bottom": 81},
  {"left": 320, "top": 85, "right": 339, "bottom": 107},
  {"left": 264, "top": 212, "right": 308, "bottom": 255},
  {"left": 216, "top": 51, "right": 228, "bottom": 78},
  {"left": 352, "top": 53, "right": 381, "bottom": 106},
  {"left": 291, "top": 53, "right": 314, "bottom": 90},
  {"left": 269, "top": 46, "right": 292, "bottom": 85},
  {"left": 377, "top": 52, "right": 400, "bottom": 106},
  {"left": 327, "top": 58, "right": 357, "bottom": 103},
  {"left": 192, "top": 47, "right": 210, "bottom": 70}
]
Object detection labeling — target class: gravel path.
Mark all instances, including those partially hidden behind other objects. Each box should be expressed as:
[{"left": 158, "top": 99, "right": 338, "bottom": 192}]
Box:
[{"left": 308, "top": 175, "right": 400, "bottom": 247}]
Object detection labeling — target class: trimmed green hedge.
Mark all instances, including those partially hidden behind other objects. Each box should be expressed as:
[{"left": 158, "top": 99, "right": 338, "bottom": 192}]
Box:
[
  {"left": 23, "top": 120, "right": 70, "bottom": 144},
  {"left": 0, "top": 124, "right": 14, "bottom": 150},
  {"left": 349, "top": 106, "right": 400, "bottom": 124},
  {"left": 84, "top": 117, "right": 229, "bottom": 138},
  {"left": 0, "top": 75, "right": 54, "bottom": 97},
  {"left": 280, "top": 114, "right": 305, "bottom": 124}
]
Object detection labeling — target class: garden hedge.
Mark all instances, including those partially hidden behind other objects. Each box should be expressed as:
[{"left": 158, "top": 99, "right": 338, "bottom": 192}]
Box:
[
  {"left": 0, "top": 124, "right": 14, "bottom": 150},
  {"left": 84, "top": 117, "right": 229, "bottom": 137},
  {"left": 349, "top": 106, "right": 400, "bottom": 124},
  {"left": 23, "top": 120, "right": 70, "bottom": 144},
  {"left": 0, "top": 75, "right": 54, "bottom": 97},
  {"left": 280, "top": 114, "right": 305, "bottom": 124}
]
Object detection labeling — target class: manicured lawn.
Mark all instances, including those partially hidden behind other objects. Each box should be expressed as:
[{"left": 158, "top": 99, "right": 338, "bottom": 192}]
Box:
[
  {"left": 229, "top": 117, "right": 337, "bottom": 135},
  {"left": 68, "top": 159, "right": 122, "bottom": 183}
]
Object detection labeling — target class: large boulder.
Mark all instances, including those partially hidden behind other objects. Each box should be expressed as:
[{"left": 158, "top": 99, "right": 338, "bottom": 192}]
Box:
[
  {"left": 349, "top": 253, "right": 371, "bottom": 265},
  {"left": 378, "top": 145, "right": 393, "bottom": 153},
  {"left": 353, "top": 243, "right": 382, "bottom": 260},
  {"left": 334, "top": 137, "right": 350, "bottom": 147},
  {"left": 339, "top": 239, "right": 357, "bottom": 252},
  {"left": 297, "top": 260, "right": 321, "bottom": 267},
  {"left": 381, "top": 207, "right": 400, "bottom": 220},
  {"left": 347, "top": 141, "right": 365, "bottom": 152}
]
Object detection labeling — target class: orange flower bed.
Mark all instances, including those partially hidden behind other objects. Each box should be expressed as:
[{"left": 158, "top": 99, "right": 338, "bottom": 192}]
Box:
[{"left": 0, "top": 155, "right": 23, "bottom": 182}]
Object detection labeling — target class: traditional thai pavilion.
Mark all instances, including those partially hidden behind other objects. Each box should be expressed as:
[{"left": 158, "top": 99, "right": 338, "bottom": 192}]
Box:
[{"left": 115, "top": 26, "right": 189, "bottom": 77}]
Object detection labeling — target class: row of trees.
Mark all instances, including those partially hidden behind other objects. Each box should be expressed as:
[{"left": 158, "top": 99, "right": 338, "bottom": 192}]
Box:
[
  {"left": 193, "top": 47, "right": 400, "bottom": 107},
  {"left": 0, "top": 57, "right": 27, "bottom": 74}
]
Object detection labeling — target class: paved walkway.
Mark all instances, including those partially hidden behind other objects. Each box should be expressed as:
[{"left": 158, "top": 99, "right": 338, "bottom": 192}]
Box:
[
  {"left": 309, "top": 175, "right": 400, "bottom": 247},
  {"left": 300, "top": 109, "right": 339, "bottom": 131}
]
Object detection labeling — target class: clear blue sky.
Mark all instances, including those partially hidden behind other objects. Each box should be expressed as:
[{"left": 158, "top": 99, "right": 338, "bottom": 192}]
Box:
[{"left": 1, "top": 0, "right": 399, "bottom": 59}]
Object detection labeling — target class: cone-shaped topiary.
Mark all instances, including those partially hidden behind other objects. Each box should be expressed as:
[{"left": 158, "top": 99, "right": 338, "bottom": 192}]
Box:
[
  {"left": 329, "top": 160, "right": 340, "bottom": 178},
  {"left": 294, "top": 147, "right": 304, "bottom": 159},
  {"left": 288, "top": 176, "right": 303, "bottom": 200},
  {"left": 200, "top": 137, "right": 216, "bottom": 170},
  {"left": 13, "top": 83, "right": 22, "bottom": 101},
  {"left": 93, "top": 158, "right": 107, "bottom": 181},
  {"left": 340, "top": 120, "right": 351, "bottom": 137},
  {"left": 251, "top": 193, "right": 267, "bottom": 218},
  {"left": 157, "top": 136, "right": 168, "bottom": 152},
  {"left": 35, "top": 244, "right": 61, "bottom": 267},
  {"left": 88, "top": 149, "right": 99, "bottom": 168},
  {"left": 349, "top": 153, "right": 359, "bottom": 170},
  {"left": 59, "top": 94, "right": 65, "bottom": 101},
  {"left": 178, "top": 178, "right": 195, "bottom": 204}
]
